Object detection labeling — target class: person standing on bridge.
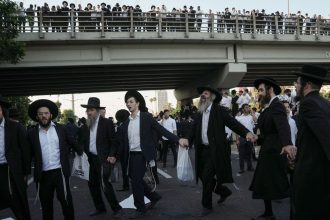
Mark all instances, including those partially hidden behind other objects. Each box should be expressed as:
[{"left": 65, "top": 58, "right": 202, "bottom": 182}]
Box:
[
  {"left": 27, "top": 99, "right": 82, "bottom": 220},
  {"left": 292, "top": 65, "right": 330, "bottom": 220},
  {"left": 250, "top": 78, "right": 296, "bottom": 220},
  {"left": 189, "top": 86, "right": 256, "bottom": 217},
  {"left": 0, "top": 96, "right": 31, "bottom": 220},
  {"left": 80, "top": 97, "right": 123, "bottom": 218},
  {"left": 116, "top": 90, "right": 188, "bottom": 219}
]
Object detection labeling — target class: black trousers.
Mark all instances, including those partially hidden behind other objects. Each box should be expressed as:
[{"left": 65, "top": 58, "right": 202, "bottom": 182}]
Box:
[
  {"left": 238, "top": 137, "right": 253, "bottom": 171},
  {"left": 162, "top": 140, "right": 177, "bottom": 166},
  {"left": 129, "top": 152, "right": 160, "bottom": 212},
  {"left": 39, "top": 168, "right": 74, "bottom": 220},
  {"left": 88, "top": 154, "right": 121, "bottom": 212},
  {"left": 0, "top": 164, "right": 30, "bottom": 220},
  {"left": 120, "top": 156, "right": 129, "bottom": 189},
  {"left": 198, "top": 146, "right": 231, "bottom": 209}
]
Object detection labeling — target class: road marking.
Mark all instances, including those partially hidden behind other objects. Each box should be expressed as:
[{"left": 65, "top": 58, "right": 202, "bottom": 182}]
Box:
[{"left": 157, "top": 168, "right": 173, "bottom": 179}]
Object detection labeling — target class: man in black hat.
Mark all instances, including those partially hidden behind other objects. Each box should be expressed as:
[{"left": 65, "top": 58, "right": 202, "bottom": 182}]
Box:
[
  {"left": 134, "top": 5, "right": 143, "bottom": 32},
  {"left": 250, "top": 78, "right": 296, "bottom": 220},
  {"left": 112, "top": 3, "right": 121, "bottom": 32},
  {"left": 27, "top": 99, "right": 82, "bottom": 220},
  {"left": 0, "top": 97, "right": 31, "bottom": 220},
  {"left": 117, "top": 90, "right": 188, "bottom": 219},
  {"left": 80, "top": 97, "right": 123, "bottom": 217},
  {"left": 293, "top": 64, "right": 330, "bottom": 220},
  {"left": 61, "top": 1, "right": 70, "bottom": 32},
  {"left": 189, "top": 86, "right": 255, "bottom": 217},
  {"left": 69, "top": 3, "right": 77, "bottom": 32}
]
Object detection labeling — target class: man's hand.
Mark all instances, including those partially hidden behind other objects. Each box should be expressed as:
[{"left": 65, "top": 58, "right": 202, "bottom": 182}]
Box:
[
  {"left": 280, "top": 145, "right": 297, "bottom": 160},
  {"left": 179, "top": 138, "right": 189, "bottom": 147},
  {"left": 107, "top": 156, "right": 117, "bottom": 164},
  {"left": 246, "top": 132, "right": 257, "bottom": 142}
]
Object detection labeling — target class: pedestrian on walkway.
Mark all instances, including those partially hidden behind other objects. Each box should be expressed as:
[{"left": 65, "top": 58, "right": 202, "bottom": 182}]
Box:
[
  {"left": 190, "top": 86, "right": 255, "bottom": 217},
  {"left": 250, "top": 78, "right": 296, "bottom": 220},
  {"left": 293, "top": 64, "right": 330, "bottom": 220}
]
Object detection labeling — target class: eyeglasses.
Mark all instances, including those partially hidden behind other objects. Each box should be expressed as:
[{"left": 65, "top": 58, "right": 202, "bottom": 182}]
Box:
[{"left": 37, "top": 112, "right": 50, "bottom": 116}]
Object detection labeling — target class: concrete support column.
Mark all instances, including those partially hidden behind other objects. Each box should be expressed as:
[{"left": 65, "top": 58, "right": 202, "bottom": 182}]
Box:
[{"left": 174, "top": 63, "right": 247, "bottom": 101}]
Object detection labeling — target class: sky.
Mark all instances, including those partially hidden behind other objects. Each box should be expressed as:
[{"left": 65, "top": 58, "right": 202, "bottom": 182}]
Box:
[{"left": 20, "top": 0, "right": 330, "bottom": 17}]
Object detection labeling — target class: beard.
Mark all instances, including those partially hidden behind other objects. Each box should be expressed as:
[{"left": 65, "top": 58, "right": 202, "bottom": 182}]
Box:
[
  {"left": 87, "top": 114, "right": 98, "bottom": 128},
  {"left": 258, "top": 91, "right": 271, "bottom": 108},
  {"left": 198, "top": 95, "right": 213, "bottom": 113},
  {"left": 39, "top": 117, "right": 51, "bottom": 128},
  {"left": 296, "top": 86, "right": 305, "bottom": 100}
]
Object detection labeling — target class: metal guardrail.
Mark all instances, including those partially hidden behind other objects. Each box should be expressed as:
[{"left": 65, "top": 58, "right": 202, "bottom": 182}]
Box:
[{"left": 14, "top": 11, "right": 330, "bottom": 39}]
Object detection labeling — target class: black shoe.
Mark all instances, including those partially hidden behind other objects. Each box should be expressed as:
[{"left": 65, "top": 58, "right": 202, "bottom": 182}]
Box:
[
  {"left": 217, "top": 190, "right": 232, "bottom": 204},
  {"left": 128, "top": 210, "right": 146, "bottom": 219},
  {"left": 117, "top": 187, "right": 129, "bottom": 192},
  {"left": 147, "top": 196, "right": 162, "bottom": 210},
  {"left": 238, "top": 170, "right": 245, "bottom": 174},
  {"left": 89, "top": 209, "right": 106, "bottom": 216},
  {"left": 198, "top": 208, "right": 212, "bottom": 217}
]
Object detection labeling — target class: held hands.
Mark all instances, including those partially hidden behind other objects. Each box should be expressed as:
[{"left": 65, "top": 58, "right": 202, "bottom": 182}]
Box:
[
  {"left": 246, "top": 132, "right": 257, "bottom": 142},
  {"left": 107, "top": 156, "right": 117, "bottom": 164},
  {"left": 280, "top": 145, "right": 297, "bottom": 160},
  {"left": 179, "top": 138, "right": 189, "bottom": 147}
]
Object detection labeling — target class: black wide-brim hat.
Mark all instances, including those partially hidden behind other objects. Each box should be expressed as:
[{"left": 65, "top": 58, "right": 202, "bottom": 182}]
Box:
[
  {"left": 125, "top": 90, "right": 147, "bottom": 112},
  {"left": 115, "top": 109, "right": 130, "bottom": 123},
  {"left": 101, "top": 2, "right": 106, "bottom": 6},
  {"left": 87, "top": 3, "right": 92, "bottom": 7},
  {"left": 0, "top": 96, "right": 11, "bottom": 109},
  {"left": 254, "top": 77, "right": 282, "bottom": 95},
  {"left": 197, "top": 86, "right": 222, "bottom": 103},
  {"left": 70, "top": 3, "right": 75, "bottom": 8},
  {"left": 28, "top": 99, "right": 58, "bottom": 122},
  {"left": 81, "top": 97, "right": 105, "bottom": 109},
  {"left": 294, "top": 64, "right": 330, "bottom": 83},
  {"left": 62, "top": 1, "right": 68, "bottom": 5}
]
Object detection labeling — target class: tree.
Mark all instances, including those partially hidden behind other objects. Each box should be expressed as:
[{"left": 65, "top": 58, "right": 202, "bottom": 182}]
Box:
[
  {"left": 54, "top": 100, "right": 62, "bottom": 122},
  {"left": 6, "top": 96, "right": 31, "bottom": 124},
  {"left": 60, "top": 109, "right": 77, "bottom": 124},
  {"left": 0, "top": 0, "right": 25, "bottom": 64}
]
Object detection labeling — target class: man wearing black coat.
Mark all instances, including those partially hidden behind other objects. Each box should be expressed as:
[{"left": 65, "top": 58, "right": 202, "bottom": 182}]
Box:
[
  {"left": 117, "top": 90, "right": 188, "bottom": 219},
  {"left": 293, "top": 65, "right": 330, "bottom": 220},
  {"left": 27, "top": 99, "right": 82, "bottom": 220},
  {"left": 80, "top": 97, "right": 123, "bottom": 218},
  {"left": 0, "top": 97, "right": 31, "bottom": 220},
  {"left": 190, "top": 86, "right": 256, "bottom": 217},
  {"left": 250, "top": 78, "right": 296, "bottom": 220}
]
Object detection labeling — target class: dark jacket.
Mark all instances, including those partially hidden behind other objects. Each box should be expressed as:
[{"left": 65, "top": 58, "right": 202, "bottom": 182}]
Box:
[
  {"left": 249, "top": 97, "right": 292, "bottom": 200},
  {"left": 190, "top": 104, "right": 249, "bottom": 184},
  {"left": 293, "top": 91, "right": 330, "bottom": 220},
  {"left": 118, "top": 111, "right": 179, "bottom": 163},
  {"left": 82, "top": 116, "right": 116, "bottom": 162},
  {"left": 1, "top": 119, "right": 31, "bottom": 216},
  {"left": 28, "top": 122, "right": 81, "bottom": 183}
]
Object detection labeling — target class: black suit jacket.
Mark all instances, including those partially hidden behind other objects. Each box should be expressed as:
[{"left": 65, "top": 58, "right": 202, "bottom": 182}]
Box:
[
  {"left": 118, "top": 112, "right": 179, "bottom": 162},
  {"left": 82, "top": 117, "right": 116, "bottom": 162},
  {"left": 27, "top": 122, "right": 81, "bottom": 183}
]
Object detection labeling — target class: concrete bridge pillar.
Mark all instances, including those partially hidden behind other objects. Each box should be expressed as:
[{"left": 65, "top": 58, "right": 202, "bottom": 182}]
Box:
[{"left": 174, "top": 63, "right": 247, "bottom": 101}]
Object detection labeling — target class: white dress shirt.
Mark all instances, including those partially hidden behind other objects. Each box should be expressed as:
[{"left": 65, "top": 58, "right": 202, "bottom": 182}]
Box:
[
  {"left": 128, "top": 111, "right": 142, "bottom": 152},
  {"left": 0, "top": 119, "right": 7, "bottom": 164},
  {"left": 220, "top": 96, "right": 232, "bottom": 109},
  {"left": 288, "top": 117, "right": 297, "bottom": 145},
  {"left": 236, "top": 93, "right": 251, "bottom": 108},
  {"left": 202, "top": 104, "right": 212, "bottom": 145},
  {"left": 161, "top": 117, "right": 177, "bottom": 140},
  {"left": 39, "top": 122, "right": 61, "bottom": 171},
  {"left": 236, "top": 114, "right": 255, "bottom": 133},
  {"left": 89, "top": 115, "right": 100, "bottom": 155}
]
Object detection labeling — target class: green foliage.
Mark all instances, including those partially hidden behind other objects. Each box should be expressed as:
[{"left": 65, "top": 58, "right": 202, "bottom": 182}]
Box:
[
  {"left": 60, "top": 109, "right": 77, "bottom": 124},
  {"left": 0, "top": 0, "right": 25, "bottom": 64},
  {"left": 6, "top": 96, "right": 31, "bottom": 124},
  {"left": 54, "top": 101, "right": 62, "bottom": 122}
]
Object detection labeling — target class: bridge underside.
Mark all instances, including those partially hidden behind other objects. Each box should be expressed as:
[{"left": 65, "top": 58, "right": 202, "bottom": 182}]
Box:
[{"left": 2, "top": 63, "right": 330, "bottom": 96}]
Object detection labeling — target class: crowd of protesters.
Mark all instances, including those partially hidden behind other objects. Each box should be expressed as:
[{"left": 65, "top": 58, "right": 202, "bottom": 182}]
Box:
[{"left": 16, "top": 1, "right": 330, "bottom": 35}]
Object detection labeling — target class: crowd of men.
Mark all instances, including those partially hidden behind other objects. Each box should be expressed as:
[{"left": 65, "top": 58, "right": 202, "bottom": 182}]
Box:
[
  {"left": 0, "top": 64, "right": 329, "bottom": 220},
  {"left": 16, "top": 1, "right": 330, "bottom": 35}
]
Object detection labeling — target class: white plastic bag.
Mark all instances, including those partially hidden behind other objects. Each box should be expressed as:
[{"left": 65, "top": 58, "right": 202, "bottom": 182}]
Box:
[
  {"left": 177, "top": 146, "right": 194, "bottom": 182},
  {"left": 72, "top": 153, "right": 90, "bottom": 181}
]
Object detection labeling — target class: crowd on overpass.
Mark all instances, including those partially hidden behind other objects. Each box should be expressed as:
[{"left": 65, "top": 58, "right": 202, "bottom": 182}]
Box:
[
  {"left": 0, "top": 64, "right": 330, "bottom": 220},
  {"left": 16, "top": 1, "right": 330, "bottom": 35}
]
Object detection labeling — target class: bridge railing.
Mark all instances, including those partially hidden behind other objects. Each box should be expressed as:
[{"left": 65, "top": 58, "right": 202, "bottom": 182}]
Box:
[{"left": 15, "top": 11, "right": 330, "bottom": 39}]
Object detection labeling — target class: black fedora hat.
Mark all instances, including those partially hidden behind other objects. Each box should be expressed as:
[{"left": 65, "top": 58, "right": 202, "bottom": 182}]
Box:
[
  {"left": 28, "top": 99, "right": 58, "bottom": 122},
  {"left": 0, "top": 96, "right": 11, "bottom": 109},
  {"left": 101, "top": 2, "right": 106, "bottom": 6},
  {"left": 197, "top": 85, "right": 222, "bottom": 103},
  {"left": 115, "top": 3, "right": 120, "bottom": 6},
  {"left": 115, "top": 109, "right": 130, "bottom": 123},
  {"left": 87, "top": 3, "right": 92, "bottom": 7},
  {"left": 70, "top": 3, "right": 75, "bottom": 8},
  {"left": 125, "top": 90, "right": 147, "bottom": 112},
  {"left": 295, "top": 64, "right": 330, "bottom": 83},
  {"left": 81, "top": 97, "right": 104, "bottom": 109},
  {"left": 254, "top": 77, "right": 282, "bottom": 95},
  {"left": 62, "top": 1, "right": 68, "bottom": 5}
]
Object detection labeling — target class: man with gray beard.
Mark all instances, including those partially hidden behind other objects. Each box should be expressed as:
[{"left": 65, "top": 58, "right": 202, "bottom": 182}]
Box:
[
  {"left": 189, "top": 86, "right": 256, "bottom": 217},
  {"left": 80, "top": 97, "right": 123, "bottom": 218}
]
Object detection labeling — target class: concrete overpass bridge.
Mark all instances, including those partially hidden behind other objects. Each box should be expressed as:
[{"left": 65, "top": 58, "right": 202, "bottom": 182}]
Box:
[{"left": 1, "top": 12, "right": 330, "bottom": 100}]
